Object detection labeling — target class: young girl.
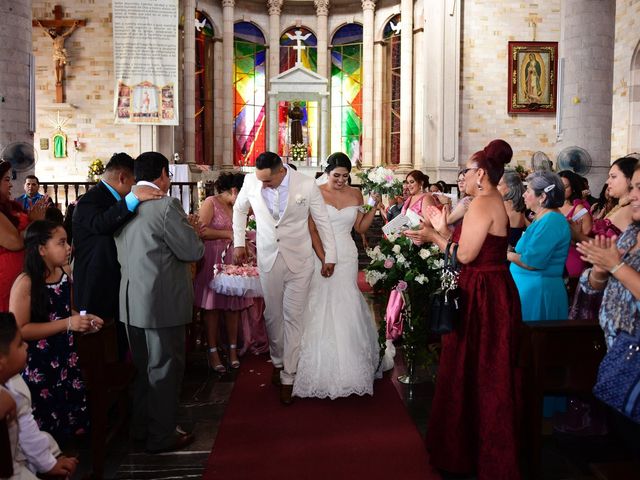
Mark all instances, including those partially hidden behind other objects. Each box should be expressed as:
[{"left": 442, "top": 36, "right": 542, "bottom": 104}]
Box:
[{"left": 9, "top": 220, "right": 103, "bottom": 443}]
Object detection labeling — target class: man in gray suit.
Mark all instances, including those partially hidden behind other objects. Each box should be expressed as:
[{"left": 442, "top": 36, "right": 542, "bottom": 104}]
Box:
[{"left": 115, "top": 152, "right": 204, "bottom": 453}]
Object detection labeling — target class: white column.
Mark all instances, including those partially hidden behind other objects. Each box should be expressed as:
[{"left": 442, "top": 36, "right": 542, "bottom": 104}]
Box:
[
  {"left": 412, "top": 23, "right": 424, "bottom": 170},
  {"left": 399, "top": 0, "right": 413, "bottom": 171},
  {"left": 314, "top": 0, "right": 329, "bottom": 78},
  {"left": 183, "top": 0, "right": 196, "bottom": 163},
  {"left": 267, "top": 0, "right": 282, "bottom": 79},
  {"left": 373, "top": 41, "right": 383, "bottom": 167},
  {"left": 361, "top": 0, "right": 376, "bottom": 168},
  {"left": 315, "top": 0, "right": 330, "bottom": 165},
  {"left": 213, "top": 38, "right": 223, "bottom": 166},
  {"left": 269, "top": 95, "right": 278, "bottom": 152},
  {"left": 222, "top": 0, "right": 235, "bottom": 167}
]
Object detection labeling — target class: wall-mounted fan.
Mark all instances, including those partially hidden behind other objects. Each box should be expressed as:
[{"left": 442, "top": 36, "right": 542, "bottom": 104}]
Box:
[
  {"left": 531, "top": 151, "right": 554, "bottom": 172},
  {"left": 556, "top": 146, "right": 592, "bottom": 175},
  {"left": 1, "top": 142, "right": 37, "bottom": 177}
]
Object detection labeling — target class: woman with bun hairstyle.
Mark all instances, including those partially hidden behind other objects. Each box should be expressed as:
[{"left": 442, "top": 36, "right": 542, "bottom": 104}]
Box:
[
  {"left": 405, "top": 140, "right": 522, "bottom": 479},
  {"left": 193, "top": 172, "right": 251, "bottom": 373}
]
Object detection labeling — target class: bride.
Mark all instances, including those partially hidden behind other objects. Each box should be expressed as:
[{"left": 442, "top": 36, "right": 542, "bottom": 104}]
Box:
[{"left": 293, "top": 153, "right": 393, "bottom": 400}]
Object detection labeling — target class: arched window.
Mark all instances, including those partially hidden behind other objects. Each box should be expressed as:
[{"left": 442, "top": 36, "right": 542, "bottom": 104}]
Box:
[
  {"left": 330, "top": 24, "right": 363, "bottom": 164},
  {"left": 279, "top": 27, "right": 318, "bottom": 164},
  {"left": 233, "top": 22, "right": 267, "bottom": 167},
  {"left": 383, "top": 14, "right": 401, "bottom": 165},
  {"left": 195, "top": 10, "right": 214, "bottom": 165}
]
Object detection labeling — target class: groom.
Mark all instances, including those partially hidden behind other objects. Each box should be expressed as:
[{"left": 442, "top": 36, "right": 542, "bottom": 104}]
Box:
[{"left": 233, "top": 152, "right": 337, "bottom": 405}]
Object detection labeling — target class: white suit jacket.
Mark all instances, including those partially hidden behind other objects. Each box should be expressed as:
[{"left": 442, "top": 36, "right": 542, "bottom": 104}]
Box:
[{"left": 233, "top": 169, "right": 337, "bottom": 273}]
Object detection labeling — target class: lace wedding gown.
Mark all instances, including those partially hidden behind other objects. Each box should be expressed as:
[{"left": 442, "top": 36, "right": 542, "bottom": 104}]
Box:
[{"left": 293, "top": 205, "right": 393, "bottom": 400}]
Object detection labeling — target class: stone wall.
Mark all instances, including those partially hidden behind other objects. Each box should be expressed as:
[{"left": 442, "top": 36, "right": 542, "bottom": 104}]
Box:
[
  {"left": 458, "top": 0, "right": 561, "bottom": 167},
  {"left": 611, "top": 0, "right": 640, "bottom": 158},
  {"left": 32, "top": 1, "right": 139, "bottom": 181}
]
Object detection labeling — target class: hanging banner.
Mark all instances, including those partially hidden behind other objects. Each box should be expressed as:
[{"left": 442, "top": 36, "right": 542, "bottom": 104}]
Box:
[{"left": 112, "top": 0, "right": 179, "bottom": 125}]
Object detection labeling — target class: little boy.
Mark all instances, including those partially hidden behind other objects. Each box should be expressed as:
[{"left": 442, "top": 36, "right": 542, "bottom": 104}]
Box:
[{"left": 0, "top": 312, "right": 78, "bottom": 479}]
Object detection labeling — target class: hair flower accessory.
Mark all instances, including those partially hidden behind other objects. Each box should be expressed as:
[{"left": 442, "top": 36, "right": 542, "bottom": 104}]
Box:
[
  {"left": 295, "top": 194, "right": 307, "bottom": 206},
  {"left": 543, "top": 184, "right": 555, "bottom": 193}
]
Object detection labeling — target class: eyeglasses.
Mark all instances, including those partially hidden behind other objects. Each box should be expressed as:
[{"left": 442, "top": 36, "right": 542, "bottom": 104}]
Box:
[
  {"left": 168, "top": 170, "right": 174, "bottom": 179},
  {"left": 459, "top": 167, "right": 479, "bottom": 176}
]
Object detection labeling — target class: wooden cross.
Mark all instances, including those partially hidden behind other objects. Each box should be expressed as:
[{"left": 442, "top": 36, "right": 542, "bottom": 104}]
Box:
[{"left": 33, "top": 5, "right": 86, "bottom": 103}]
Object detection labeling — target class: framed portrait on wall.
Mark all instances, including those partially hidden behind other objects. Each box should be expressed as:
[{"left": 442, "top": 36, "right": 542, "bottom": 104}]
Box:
[{"left": 508, "top": 41, "right": 558, "bottom": 114}]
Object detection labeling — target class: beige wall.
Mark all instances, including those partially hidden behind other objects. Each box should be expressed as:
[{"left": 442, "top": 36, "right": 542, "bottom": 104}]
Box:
[
  {"left": 458, "top": 0, "right": 561, "bottom": 167},
  {"left": 32, "top": 1, "right": 140, "bottom": 181},
  {"left": 611, "top": 0, "right": 640, "bottom": 159}
]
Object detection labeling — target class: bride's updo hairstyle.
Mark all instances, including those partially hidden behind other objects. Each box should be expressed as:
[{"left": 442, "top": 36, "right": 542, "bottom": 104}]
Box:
[
  {"left": 325, "top": 152, "right": 352, "bottom": 173},
  {"left": 470, "top": 139, "right": 513, "bottom": 186}
]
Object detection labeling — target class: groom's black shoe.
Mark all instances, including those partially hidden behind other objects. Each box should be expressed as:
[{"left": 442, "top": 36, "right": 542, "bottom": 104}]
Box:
[
  {"left": 271, "top": 367, "right": 283, "bottom": 387},
  {"left": 280, "top": 384, "right": 294, "bottom": 406}
]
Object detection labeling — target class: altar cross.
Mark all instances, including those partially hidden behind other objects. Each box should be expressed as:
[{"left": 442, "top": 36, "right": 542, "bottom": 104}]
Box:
[
  {"left": 286, "top": 29, "right": 312, "bottom": 66},
  {"left": 33, "top": 5, "right": 86, "bottom": 103}
]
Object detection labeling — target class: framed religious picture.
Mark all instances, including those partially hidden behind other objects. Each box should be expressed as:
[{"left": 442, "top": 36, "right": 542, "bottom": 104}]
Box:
[{"left": 508, "top": 41, "right": 558, "bottom": 114}]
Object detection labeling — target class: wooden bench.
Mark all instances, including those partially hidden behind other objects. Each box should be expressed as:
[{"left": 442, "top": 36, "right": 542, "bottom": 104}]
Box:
[
  {"left": 77, "top": 320, "right": 135, "bottom": 479},
  {"left": 518, "top": 318, "right": 606, "bottom": 479}
]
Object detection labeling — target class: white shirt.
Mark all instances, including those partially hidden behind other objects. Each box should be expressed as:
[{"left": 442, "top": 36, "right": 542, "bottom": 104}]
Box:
[
  {"left": 260, "top": 165, "right": 290, "bottom": 220},
  {"left": 136, "top": 180, "right": 161, "bottom": 190}
]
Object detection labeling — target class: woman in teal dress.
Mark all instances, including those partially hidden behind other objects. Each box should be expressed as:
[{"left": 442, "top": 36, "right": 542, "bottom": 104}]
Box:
[{"left": 508, "top": 171, "right": 571, "bottom": 321}]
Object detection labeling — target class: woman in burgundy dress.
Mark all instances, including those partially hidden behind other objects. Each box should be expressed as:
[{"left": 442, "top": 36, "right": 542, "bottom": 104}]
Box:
[{"left": 406, "top": 139, "right": 522, "bottom": 479}]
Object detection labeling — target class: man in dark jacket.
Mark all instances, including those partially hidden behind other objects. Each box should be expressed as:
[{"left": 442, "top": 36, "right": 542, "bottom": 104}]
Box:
[{"left": 72, "top": 153, "right": 163, "bottom": 356}]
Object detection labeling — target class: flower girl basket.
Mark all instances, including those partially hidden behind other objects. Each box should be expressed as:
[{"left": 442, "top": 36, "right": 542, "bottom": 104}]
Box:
[{"left": 209, "top": 241, "right": 263, "bottom": 298}]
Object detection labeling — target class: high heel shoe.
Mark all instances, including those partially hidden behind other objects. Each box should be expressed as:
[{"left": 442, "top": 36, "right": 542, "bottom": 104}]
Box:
[
  {"left": 229, "top": 344, "right": 240, "bottom": 369},
  {"left": 207, "top": 347, "right": 226, "bottom": 373}
]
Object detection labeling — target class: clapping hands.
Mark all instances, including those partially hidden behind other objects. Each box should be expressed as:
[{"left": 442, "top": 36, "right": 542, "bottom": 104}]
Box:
[
  {"left": 576, "top": 235, "right": 622, "bottom": 273},
  {"left": 27, "top": 195, "right": 50, "bottom": 222}
]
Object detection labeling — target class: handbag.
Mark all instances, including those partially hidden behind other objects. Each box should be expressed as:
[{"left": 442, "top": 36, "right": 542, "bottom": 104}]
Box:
[
  {"left": 592, "top": 330, "right": 640, "bottom": 424},
  {"left": 429, "top": 241, "right": 460, "bottom": 335}
]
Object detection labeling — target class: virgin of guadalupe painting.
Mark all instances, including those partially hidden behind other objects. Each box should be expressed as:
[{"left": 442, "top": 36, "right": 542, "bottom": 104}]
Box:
[{"left": 508, "top": 42, "right": 558, "bottom": 114}]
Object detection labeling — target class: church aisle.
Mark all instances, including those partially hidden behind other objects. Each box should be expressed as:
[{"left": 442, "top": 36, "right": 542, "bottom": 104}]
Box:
[{"left": 204, "top": 354, "right": 439, "bottom": 480}]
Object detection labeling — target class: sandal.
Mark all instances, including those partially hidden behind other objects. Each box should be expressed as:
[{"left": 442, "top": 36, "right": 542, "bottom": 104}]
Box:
[
  {"left": 207, "top": 347, "right": 226, "bottom": 373},
  {"left": 229, "top": 344, "right": 240, "bottom": 369}
]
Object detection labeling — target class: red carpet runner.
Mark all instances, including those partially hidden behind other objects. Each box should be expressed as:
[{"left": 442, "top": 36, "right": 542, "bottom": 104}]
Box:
[{"left": 204, "top": 354, "right": 440, "bottom": 480}]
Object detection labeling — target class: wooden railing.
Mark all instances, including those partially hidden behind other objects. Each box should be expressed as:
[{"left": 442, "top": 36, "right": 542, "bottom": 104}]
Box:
[{"left": 40, "top": 181, "right": 199, "bottom": 214}]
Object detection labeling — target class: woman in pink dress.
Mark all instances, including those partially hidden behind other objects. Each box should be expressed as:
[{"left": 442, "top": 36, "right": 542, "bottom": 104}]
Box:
[
  {"left": 0, "top": 161, "right": 46, "bottom": 310},
  {"left": 194, "top": 172, "right": 253, "bottom": 373},
  {"left": 385, "top": 170, "right": 436, "bottom": 340}
]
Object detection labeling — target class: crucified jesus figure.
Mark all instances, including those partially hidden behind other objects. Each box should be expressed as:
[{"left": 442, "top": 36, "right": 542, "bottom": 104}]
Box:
[{"left": 36, "top": 20, "right": 80, "bottom": 84}]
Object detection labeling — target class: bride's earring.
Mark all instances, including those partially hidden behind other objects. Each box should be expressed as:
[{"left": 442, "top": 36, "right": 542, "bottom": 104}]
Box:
[{"left": 476, "top": 181, "right": 483, "bottom": 191}]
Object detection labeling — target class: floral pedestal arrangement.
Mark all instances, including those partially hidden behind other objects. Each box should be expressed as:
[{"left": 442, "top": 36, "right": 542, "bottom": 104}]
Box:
[{"left": 87, "top": 159, "right": 105, "bottom": 183}]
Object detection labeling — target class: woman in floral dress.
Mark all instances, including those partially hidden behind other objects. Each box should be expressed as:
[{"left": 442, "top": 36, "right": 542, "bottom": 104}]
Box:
[{"left": 9, "top": 220, "right": 103, "bottom": 442}]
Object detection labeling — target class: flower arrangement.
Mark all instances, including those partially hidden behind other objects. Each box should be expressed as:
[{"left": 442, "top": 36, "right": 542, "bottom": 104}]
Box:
[
  {"left": 87, "top": 159, "right": 105, "bottom": 182},
  {"left": 355, "top": 166, "right": 403, "bottom": 198},
  {"left": 290, "top": 143, "right": 307, "bottom": 164},
  {"left": 514, "top": 164, "right": 531, "bottom": 182},
  {"left": 246, "top": 214, "right": 256, "bottom": 231},
  {"left": 365, "top": 234, "right": 447, "bottom": 375}
]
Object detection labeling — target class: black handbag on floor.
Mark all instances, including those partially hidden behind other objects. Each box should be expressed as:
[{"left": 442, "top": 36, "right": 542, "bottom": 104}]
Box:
[{"left": 429, "top": 241, "right": 460, "bottom": 335}]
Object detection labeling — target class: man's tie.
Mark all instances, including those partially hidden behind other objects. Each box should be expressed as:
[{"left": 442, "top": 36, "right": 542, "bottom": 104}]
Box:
[{"left": 272, "top": 188, "right": 280, "bottom": 221}]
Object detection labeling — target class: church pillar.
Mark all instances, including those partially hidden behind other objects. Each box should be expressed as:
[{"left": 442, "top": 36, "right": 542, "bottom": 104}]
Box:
[
  {"left": 269, "top": 95, "right": 278, "bottom": 152},
  {"left": 213, "top": 38, "right": 224, "bottom": 166},
  {"left": 399, "top": 0, "right": 414, "bottom": 171},
  {"left": 268, "top": 1, "right": 282, "bottom": 79},
  {"left": 0, "top": 0, "right": 33, "bottom": 178},
  {"left": 314, "top": 0, "right": 329, "bottom": 79},
  {"left": 556, "top": 0, "right": 615, "bottom": 192},
  {"left": 373, "top": 40, "right": 383, "bottom": 167},
  {"left": 183, "top": 0, "right": 196, "bottom": 163},
  {"left": 315, "top": 0, "right": 330, "bottom": 164},
  {"left": 361, "top": 0, "right": 376, "bottom": 168},
  {"left": 222, "top": 0, "right": 235, "bottom": 167}
]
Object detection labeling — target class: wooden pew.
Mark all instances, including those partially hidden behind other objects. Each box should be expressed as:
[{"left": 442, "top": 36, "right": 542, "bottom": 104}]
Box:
[{"left": 518, "top": 318, "right": 606, "bottom": 479}]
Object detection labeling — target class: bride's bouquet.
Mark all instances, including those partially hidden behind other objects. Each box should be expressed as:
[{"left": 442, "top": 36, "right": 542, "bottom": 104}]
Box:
[{"left": 355, "top": 166, "right": 403, "bottom": 207}]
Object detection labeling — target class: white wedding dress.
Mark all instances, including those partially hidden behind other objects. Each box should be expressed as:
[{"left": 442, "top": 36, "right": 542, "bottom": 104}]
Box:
[{"left": 293, "top": 205, "right": 394, "bottom": 400}]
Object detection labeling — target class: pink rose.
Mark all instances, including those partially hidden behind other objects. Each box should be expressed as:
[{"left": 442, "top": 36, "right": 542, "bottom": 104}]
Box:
[
  {"left": 396, "top": 280, "right": 408, "bottom": 292},
  {"left": 384, "top": 258, "right": 394, "bottom": 269}
]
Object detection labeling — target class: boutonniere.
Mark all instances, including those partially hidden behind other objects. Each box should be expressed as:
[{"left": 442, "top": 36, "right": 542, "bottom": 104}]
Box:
[{"left": 295, "top": 194, "right": 307, "bottom": 206}]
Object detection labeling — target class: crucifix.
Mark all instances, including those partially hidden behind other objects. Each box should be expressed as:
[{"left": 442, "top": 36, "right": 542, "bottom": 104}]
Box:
[
  {"left": 286, "top": 29, "right": 312, "bottom": 66},
  {"left": 33, "top": 5, "right": 86, "bottom": 103}
]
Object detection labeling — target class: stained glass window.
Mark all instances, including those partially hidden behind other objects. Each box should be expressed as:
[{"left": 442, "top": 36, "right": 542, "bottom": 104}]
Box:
[
  {"left": 384, "top": 15, "right": 401, "bottom": 165},
  {"left": 278, "top": 27, "right": 318, "bottom": 164},
  {"left": 330, "top": 24, "right": 363, "bottom": 165},
  {"left": 234, "top": 22, "right": 267, "bottom": 167},
  {"left": 195, "top": 10, "right": 214, "bottom": 165}
]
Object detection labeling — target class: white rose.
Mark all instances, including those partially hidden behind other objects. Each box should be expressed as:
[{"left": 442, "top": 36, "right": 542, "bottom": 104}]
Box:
[
  {"left": 415, "top": 274, "right": 426, "bottom": 285},
  {"left": 392, "top": 245, "right": 402, "bottom": 254},
  {"left": 387, "top": 233, "right": 399, "bottom": 242},
  {"left": 396, "top": 254, "right": 406, "bottom": 265},
  {"left": 419, "top": 248, "right": 430, "bottom": 259}
]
